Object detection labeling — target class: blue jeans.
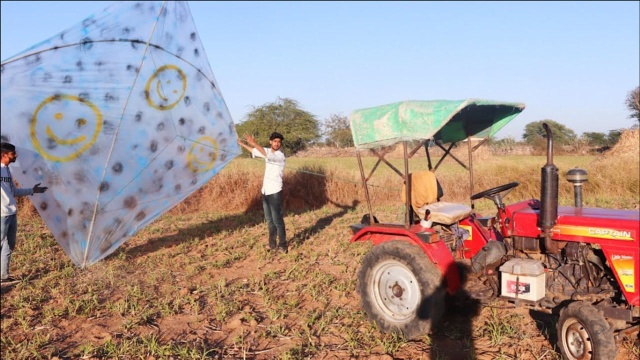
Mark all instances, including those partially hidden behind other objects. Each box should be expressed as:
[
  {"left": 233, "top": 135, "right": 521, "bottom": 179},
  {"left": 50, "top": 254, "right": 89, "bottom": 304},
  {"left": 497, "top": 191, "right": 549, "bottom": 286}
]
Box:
[
  {"left": 262, "top": 191, "right": 286, "bottom": 249},
  {"left": 1, "top": 215, "right": 17, "bottom": 279}
]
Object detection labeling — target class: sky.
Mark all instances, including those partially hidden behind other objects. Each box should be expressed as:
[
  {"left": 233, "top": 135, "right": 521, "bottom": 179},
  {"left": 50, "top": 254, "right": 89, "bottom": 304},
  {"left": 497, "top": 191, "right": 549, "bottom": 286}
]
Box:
[{"left": 1, "top": 1, "right": 638, "bottom": 140}]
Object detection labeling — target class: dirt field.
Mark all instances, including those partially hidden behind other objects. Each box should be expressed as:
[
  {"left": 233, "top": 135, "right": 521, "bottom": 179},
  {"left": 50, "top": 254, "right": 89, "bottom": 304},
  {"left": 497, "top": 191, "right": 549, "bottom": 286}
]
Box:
[{"left": 1, "top": 203, "right": 638, "bottom": 359}]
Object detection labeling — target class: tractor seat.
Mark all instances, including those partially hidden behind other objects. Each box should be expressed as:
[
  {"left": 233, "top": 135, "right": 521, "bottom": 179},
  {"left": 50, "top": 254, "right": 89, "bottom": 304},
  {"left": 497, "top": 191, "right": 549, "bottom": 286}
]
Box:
[{"left": 416, "top": 202, "right": 472, "bottom": 225}]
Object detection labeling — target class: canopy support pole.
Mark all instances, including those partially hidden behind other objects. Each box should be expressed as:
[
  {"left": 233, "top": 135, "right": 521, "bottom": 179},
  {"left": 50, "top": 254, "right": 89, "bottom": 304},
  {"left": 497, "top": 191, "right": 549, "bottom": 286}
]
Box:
[
  {"left": 356, "top": 150, "right": 374, "bottom": 222},
  {"left": 425, "top": 141, "right": 433, "bottom": 171},
  {"left": 371, "top": 149, "right": 404, "bottom": 178},
  {"left": 468, "top": 136, "right": 475, "bottom": 209},
  {"left": 403, "top": 141, "right": 411, "bottom": 229}
]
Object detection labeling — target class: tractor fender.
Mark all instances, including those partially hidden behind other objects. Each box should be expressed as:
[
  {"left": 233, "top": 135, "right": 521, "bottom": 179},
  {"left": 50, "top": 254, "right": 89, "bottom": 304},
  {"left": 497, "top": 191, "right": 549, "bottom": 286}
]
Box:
[{"left": 350, "top": 225, "right": 461, "bottom": 294}]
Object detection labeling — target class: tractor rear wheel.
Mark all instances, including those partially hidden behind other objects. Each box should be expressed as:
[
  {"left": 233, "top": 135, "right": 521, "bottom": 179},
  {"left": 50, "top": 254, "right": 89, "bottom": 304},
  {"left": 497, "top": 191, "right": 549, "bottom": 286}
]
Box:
[
  {"left": 357, "top": 240, "right": 445, "bottom": 339},
  {"left": 557, "top": 301, "right": 617, "bottom": 360}
]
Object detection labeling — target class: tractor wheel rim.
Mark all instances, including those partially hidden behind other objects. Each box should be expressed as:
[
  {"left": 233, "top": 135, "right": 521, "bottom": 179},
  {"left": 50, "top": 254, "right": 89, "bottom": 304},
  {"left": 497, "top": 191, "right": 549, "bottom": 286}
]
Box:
[
  {"left": 562, "top": 319, "right": 593, "bottom": 360},
  {"left": 370, "top": 259, "right": 420, "bottom": 321}
]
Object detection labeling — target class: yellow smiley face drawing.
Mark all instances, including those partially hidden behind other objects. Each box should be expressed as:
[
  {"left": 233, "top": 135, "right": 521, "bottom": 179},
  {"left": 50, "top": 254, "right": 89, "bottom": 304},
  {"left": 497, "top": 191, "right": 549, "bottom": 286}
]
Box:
[
  {"left": 145, "top": 64, "right": 187, "bottom": 110},
  {"left": 30, "top": 94, "right": 103, "bottom": 162},
  {"left": 187, "top": 136, "right": 218, "bottom": 173}
]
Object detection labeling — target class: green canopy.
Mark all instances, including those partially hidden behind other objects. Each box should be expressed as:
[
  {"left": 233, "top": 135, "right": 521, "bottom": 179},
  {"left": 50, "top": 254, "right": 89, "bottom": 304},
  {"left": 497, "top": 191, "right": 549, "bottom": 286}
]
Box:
[{"left": 349, "top": 99, "right": 525, "bottom": 149}]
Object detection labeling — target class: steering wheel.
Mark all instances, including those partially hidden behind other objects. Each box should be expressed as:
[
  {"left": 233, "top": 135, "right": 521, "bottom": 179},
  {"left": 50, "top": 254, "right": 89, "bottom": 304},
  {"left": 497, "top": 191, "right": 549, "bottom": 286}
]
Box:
[{"left": 470, "top": 182, "right": 519, "bottom": 207}]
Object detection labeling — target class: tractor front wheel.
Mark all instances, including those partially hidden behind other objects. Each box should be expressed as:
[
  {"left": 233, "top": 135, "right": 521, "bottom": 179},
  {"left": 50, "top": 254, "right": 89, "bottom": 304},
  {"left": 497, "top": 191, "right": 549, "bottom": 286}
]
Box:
[
  {"left": 557, "top": 301, "right": 617, "bottom": 360},
  {"left": 357, "top": 240, "right": 445, "bottom": 339}
]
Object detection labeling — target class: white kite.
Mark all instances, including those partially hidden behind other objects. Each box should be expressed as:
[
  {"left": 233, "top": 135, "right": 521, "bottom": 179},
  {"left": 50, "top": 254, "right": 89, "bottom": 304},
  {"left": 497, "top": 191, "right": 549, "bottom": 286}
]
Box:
[{"left": 0, "top": 1, "right": 239, "bottom": 267}]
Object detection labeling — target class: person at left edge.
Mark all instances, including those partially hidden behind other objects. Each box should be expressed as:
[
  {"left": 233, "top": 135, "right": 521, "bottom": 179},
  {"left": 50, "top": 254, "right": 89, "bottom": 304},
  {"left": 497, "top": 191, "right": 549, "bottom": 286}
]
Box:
[{"left": 1, "top": 142, "right": 48, "bottom": 283}]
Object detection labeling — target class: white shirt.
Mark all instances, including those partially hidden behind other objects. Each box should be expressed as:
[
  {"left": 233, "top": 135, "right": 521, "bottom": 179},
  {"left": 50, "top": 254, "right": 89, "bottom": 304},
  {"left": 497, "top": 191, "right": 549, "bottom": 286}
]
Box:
[
  {"left": 251, "top": 147, "right": 285, "bottom": 195},
  {"left": 1, "top": 163, "right": 33, "bottom": 216}
]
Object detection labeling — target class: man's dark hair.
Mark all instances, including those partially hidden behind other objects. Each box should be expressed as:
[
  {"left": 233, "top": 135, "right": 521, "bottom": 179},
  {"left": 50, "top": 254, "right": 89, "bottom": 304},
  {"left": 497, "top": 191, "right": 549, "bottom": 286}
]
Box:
[
  {"left": 0, "top": 142, "right": 16, "bottom": 154},
  {"left": 269, "top": 132, "right": 284, "bottom": 141}
]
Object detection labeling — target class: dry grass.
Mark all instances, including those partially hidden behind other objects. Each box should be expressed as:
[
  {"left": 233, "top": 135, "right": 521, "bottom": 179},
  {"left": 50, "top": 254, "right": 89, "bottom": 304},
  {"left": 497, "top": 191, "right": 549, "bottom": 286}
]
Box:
[
  {"left": 4, "top": 151, "right": 639, "bottom": 359},
  {"left": 166, "top": 150, "right": 638, "bottom": 218},
  {"left": 598, "top": 127, "right": 640, "bottom": 160}
]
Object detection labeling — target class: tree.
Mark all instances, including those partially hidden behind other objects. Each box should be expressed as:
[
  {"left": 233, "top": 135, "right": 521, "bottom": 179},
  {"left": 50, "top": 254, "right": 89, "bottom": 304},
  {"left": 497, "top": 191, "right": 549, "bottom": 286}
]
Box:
[
  {"left": 323, "top": 114, "right": 354, "bottom": 148},
  {"left": 626, "top": 86, "right": 640, "bottom": 122},
  {"left": 606, "top": 129, "right": 622, "bottom": 146},
  {"left": 487, "top": 136, "right": 518, "bottom": 147},
  {"left": 582, "top": 132, "right": 608, "bottom": 147},
  {"left": 235, "top": 97, "right": 321, "bottom": 155},
  {"left": 522, "top": 120, "right": 577, "bottom": 146},
  {"left": 487, "top": 136, "right": 519, "bottom": 155}
]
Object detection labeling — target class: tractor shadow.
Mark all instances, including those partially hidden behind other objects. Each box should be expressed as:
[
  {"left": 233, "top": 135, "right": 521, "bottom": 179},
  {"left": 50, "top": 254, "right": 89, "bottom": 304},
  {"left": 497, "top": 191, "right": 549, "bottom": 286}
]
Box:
[
  {"left": 123, "top": 165, "right": 333, "bottom": 260},
  {"left": 529, "top": 309, "right": 559, "bottom": 349},
  {"left": 428, "top": 262, "right": 481, "bottom": 360}
]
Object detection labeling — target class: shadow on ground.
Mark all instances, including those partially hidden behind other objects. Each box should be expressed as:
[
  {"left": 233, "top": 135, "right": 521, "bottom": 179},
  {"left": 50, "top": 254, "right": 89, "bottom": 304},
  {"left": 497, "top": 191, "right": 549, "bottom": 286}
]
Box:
[
  {"left": 289, "top": 199, "right": 359, "bottom": 247},
  {"left": 529, "top": 309, "right": 559, "bottom": 348},
  {"left": 122, "top": 165, "right": 335, "bottom": 260},
  {"left": 430, "top": 262, "right": 481, "bottom": 360}
]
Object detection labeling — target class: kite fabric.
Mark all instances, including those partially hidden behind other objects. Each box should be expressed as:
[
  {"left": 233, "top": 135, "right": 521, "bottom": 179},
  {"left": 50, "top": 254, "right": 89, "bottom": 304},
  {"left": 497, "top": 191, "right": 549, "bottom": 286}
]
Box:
[{"left": 0, "top": 1, "right": 240, "bottom": 267}]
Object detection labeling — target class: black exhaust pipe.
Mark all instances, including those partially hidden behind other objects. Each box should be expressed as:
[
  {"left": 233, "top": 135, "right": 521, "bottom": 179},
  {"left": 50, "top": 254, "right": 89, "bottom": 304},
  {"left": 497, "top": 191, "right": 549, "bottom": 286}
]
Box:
[{"left": 539, "top": 123, "right": 561, "bottom": 253}]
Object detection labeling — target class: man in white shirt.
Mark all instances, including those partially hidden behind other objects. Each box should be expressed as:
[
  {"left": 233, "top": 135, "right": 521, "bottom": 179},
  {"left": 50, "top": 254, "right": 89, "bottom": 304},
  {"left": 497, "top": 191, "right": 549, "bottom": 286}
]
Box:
[
  {"left": 238, "top": 132, "right": 288, "bottom": 253},
  {"left": 1, "top": 142, "right": 48, "bottom": 283}
]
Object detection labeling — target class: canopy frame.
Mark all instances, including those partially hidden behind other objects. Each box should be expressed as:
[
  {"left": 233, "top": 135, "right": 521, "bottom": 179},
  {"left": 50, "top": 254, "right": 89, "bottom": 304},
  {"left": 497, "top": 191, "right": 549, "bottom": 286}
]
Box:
[{"left": 351, "top": 99, "right": 525, "bottom": 229}]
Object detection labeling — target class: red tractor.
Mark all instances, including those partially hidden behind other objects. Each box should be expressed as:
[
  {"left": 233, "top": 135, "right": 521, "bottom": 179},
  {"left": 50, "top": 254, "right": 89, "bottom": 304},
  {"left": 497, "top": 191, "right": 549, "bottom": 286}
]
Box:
[{"left": 348, "top": 100, "right": 639, "bottom": 359}]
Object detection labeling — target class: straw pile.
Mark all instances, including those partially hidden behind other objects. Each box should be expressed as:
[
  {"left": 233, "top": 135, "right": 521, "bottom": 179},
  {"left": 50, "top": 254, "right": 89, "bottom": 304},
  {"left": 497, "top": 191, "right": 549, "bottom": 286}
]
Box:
[{"left": 598, "top": 127, "right": 639, "bottom": 161}]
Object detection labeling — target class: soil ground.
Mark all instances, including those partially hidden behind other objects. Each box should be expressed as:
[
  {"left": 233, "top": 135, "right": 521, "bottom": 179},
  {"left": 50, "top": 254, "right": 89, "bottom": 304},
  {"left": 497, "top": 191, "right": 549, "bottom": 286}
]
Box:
[{"left": 2, "top": 205, "right": 638, "bottom": 359}]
